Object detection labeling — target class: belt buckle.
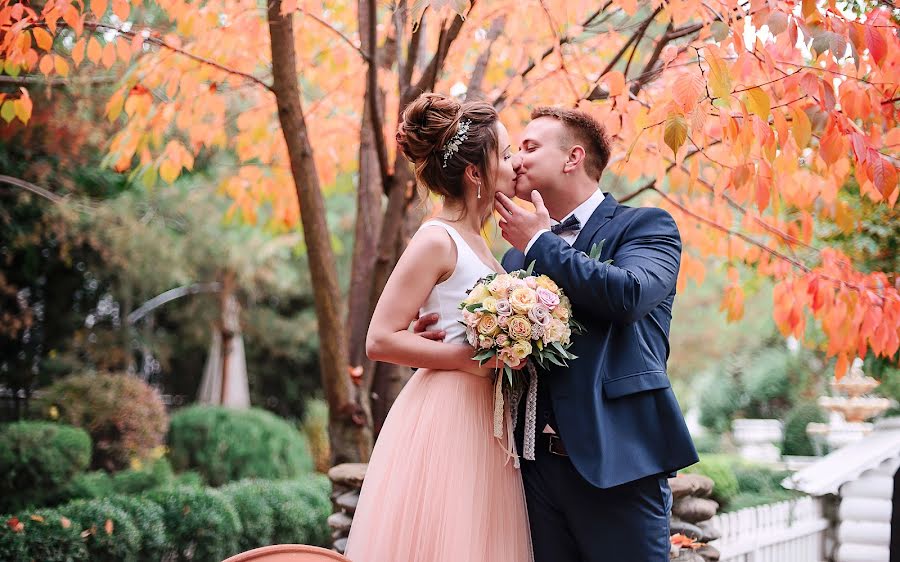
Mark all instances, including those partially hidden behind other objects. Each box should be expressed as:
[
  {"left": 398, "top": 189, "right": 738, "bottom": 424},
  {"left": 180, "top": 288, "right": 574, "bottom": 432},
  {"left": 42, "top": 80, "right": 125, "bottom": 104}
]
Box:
[{"left": 548, "top": 434, "right": 568, "bottom": 457}]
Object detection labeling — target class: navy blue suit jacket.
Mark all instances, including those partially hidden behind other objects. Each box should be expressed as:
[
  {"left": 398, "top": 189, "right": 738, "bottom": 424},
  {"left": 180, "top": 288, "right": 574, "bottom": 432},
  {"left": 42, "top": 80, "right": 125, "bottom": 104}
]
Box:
[{"left": 501, "top": 193, "right": 698, "bottom": 489}]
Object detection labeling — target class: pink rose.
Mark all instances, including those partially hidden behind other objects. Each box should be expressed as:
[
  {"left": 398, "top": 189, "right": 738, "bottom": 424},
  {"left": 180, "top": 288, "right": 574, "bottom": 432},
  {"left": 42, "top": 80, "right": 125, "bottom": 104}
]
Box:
[
  {"left": 536, "top": 287, "right": 560, "bottom": 310},
  {"left": 524, "top": 276, "right": 538, "bottom": 289},
  {"left": 495, "top": 299, "right": 513, "bottom": 317},
  {"left": 528, "top": 303, "right": 552, "bottom": 326}
]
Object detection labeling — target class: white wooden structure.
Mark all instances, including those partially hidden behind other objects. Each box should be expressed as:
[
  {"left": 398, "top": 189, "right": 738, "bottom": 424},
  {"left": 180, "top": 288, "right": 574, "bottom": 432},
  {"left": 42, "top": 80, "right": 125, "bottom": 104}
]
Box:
[
  {"left": 783, "top": 417, "right": 900, "bottom": 562},
  {"left": 710, "top": 496, "right": 829, "bottom": 562}
]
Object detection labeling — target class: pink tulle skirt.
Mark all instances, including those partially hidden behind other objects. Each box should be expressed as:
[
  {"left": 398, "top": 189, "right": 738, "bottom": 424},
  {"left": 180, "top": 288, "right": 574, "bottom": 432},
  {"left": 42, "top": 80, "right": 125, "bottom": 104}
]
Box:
[{"left": 345, "top": 368, "right": 533, "bottom": 562}]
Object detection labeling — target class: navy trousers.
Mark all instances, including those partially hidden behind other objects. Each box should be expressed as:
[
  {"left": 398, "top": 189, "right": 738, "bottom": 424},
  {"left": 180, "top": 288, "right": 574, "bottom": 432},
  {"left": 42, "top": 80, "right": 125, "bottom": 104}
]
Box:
[{"left": 518, "top": 379, "right": 672, "bottom": 562}]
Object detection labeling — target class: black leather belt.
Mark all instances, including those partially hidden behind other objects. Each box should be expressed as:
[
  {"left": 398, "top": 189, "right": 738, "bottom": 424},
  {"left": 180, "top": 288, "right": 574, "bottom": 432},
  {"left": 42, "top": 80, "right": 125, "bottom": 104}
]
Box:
[{"left": 546, "top": 434, "right": 568, "bottom": 457}]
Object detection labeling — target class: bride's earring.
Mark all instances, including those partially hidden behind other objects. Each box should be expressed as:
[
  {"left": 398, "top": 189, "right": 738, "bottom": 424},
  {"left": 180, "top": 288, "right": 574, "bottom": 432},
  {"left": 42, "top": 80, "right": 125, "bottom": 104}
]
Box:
[{"left": 477, "top": 181, "right": 482, "bottom": 199}]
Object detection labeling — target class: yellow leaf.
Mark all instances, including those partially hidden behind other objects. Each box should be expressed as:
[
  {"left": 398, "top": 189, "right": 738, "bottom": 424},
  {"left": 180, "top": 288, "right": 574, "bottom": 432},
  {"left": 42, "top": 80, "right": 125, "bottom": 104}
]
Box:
[
  {"left": 791, "top": 107, "right": 811, "bottom": 148},
  {"left": 1, "top": 101, "right": 15, "bottom": 124},
  {"left": 106, "top": 91, "right": 124, "bottom": 121},
  {"left": 72, "top": 38, "right": 86, "bottom": 66},
  {"left": 92, "top": 0, "right": 108, "bottom": 19},
  {"left": 664, "top": 113, "right": 688, "bottom": 157},
  {"left": 14, "top": 97, "right": 32, "bottom": 124},
  {"left": 38, "top": 54, "right": 54, "bottom": 75},
  {"left": 744, "top": 87, "right": 770, "bottom": 120},
  {"left": 706, "top": 49, "right": 731, "bottom": 100},
  {"left": 159, "top": 160, "right": 180, "bottom": 184},
  {"left": 87, "top": 37, "right": 102, "bottom": 64},
  {"left": 54, "top": 55, "right": 69, "bottom": 77},
  {"left": 33, "top": 27, "right": 54, "bottom": 51}
]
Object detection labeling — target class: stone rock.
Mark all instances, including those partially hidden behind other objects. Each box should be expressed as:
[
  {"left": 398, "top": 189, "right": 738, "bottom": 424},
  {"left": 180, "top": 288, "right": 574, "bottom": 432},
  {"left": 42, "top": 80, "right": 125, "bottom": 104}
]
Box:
[
  {"left": 336, "top": 491, "right": 359, "bottom": 515},
  {"left": 328, "top": 463, "right": 368, "bottom": 488},
  {"left": 327, "top": 512, "right": 353, "bottom": 533},
  {"left": 697, "top": 544, "right": 721, "bottom": 561},
  {"left": 683, "top": 474, "right": 715, "bottom": 498},
  {"left": 672, "top": 497, "right": 719, "bottom": 523},
  {"left": 670, "top": 474, "right": 715, "bottom": 499},
  {"left": 333, "top": 537, "right": 348, "bottom": 554},
  {"left": 697, "top": 521, "right": 721, "bottom": 542},
  {"left": 671, "top": 550, "right": 705, "bottom": 562},
  {"left": 669, "top": 519, "right": 704, "bottom": 540}
]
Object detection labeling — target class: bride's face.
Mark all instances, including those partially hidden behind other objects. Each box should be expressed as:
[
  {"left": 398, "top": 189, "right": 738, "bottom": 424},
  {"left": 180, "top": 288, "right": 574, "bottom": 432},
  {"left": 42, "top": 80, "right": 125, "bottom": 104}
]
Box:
[{"left": 493, "top": 122, "right": 516, "bottom": 198}]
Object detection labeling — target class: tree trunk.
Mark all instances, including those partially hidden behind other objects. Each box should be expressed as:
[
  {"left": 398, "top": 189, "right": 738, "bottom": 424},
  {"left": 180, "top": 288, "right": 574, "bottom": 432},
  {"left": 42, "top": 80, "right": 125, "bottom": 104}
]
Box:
[
  {"left": 347, "top": 0, "right": 385, "bottom": 435},
  {"left": 267, "top": 0, "right": 371, "bottom": 463}
]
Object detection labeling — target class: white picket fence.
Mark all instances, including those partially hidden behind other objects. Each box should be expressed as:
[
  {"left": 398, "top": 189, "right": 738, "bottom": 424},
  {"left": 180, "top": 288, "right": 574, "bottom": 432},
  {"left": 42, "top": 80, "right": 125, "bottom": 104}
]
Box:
[{"left": 710, "top": 496, "right": 829, "bottom": 562}]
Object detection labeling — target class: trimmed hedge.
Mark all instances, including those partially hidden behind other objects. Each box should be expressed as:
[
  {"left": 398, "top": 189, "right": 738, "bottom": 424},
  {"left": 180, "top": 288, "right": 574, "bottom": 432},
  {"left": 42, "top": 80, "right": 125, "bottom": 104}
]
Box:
[
  {"left": 0, "top": 421, "right": 92, "bottom": 512},
  {"left": 106, "top": 495, "right": 168, "bottom": 562},
  {"left": 64, "top": 499, "right": 141, "bottom": 562},
  {"left": 0, "top": 477, "right": 331, "bottom": 561},
  {"left": 64, "top": 457, "right": 183, "bottom": 502},
  {"left": 168, "top": 405, "right": 313, "bottom": 486},
  {"left": 782, "top": 402, "right": 827, "bottom": 456},
  {"left": 36, "top": 373, "right": 168, "bottom": 471},
  {"left": 0, "top": 508, "right": 88, "bottom": 562},
  {"left": 146, "top": 486, "right": 242, "bottom": 561}
]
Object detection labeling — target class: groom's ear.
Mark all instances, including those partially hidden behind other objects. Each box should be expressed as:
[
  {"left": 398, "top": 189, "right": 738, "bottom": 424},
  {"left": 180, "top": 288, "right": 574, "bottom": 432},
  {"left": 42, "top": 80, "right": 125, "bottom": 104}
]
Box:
[{"left": 563, "top": 145, "right": 586, "bottom": 175}]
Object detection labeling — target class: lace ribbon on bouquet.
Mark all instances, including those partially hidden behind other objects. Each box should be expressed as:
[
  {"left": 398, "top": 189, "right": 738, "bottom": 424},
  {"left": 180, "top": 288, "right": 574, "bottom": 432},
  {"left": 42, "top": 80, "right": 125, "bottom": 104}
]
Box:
[{"left": 492, "top": 362, "right": 539, "bottom": 468}]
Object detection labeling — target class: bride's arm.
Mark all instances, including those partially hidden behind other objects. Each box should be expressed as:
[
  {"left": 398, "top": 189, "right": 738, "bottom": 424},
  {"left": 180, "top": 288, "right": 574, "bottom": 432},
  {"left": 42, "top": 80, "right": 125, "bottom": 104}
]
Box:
[{"left": 366, "top": 227, "right": 486, "bottom": 375}]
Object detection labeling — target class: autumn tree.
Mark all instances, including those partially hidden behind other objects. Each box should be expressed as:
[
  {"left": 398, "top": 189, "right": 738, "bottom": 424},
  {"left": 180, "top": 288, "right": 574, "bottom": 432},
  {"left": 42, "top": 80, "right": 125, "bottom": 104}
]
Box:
[{"left": 2, "top": 0, "right": 898, "bottom": 463}]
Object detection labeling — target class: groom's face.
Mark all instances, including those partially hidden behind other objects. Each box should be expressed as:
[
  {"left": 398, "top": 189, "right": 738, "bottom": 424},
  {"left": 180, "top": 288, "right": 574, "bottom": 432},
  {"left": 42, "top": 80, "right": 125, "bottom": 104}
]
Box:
[{"left": 513, "top": 117, "right": 570, "bottom": 199}]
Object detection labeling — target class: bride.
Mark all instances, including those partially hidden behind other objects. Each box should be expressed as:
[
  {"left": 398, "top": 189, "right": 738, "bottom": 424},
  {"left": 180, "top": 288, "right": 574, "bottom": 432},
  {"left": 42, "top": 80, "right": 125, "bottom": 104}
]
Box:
[{"left": 344, "top": 93, "right": 533, "bottom": 562}]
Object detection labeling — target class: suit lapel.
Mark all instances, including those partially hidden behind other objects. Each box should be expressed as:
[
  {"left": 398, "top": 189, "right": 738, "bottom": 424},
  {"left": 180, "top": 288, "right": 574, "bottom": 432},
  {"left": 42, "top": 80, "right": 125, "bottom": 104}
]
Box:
[{"left": 572, "top": 192, "right": 618, "bottom": 253}]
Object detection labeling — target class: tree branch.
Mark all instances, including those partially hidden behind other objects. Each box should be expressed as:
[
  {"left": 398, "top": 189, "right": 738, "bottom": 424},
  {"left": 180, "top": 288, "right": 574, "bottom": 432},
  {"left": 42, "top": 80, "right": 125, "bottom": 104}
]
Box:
[
  {"left": 0, "top": 74, "right": 117, "bottom": 87},
  {"left": 466, "top": 15, "right": 506, "bottom": 100},
  {"left": 410, "top": 4, "right": 473, "bottom": 98},
  {"left": 46, "top": 21, "right": 275, "bottom": 92},
  {"left": 366, "top": 0, "right": 389, "bottom": 188},
  {"left": 0, "top": 174, "right": 65, "bottom": 204},
  {"left": 297, "top": 7, "right": 370, "bottom": 63},
  {"left": 493, "top": 2, "right": 612, "bottom": 109}
]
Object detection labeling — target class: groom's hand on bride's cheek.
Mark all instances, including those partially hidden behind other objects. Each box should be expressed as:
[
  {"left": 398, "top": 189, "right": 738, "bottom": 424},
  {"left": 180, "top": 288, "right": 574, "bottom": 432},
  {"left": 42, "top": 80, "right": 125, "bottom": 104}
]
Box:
[
  {"left": 412, "top": 312, "right": 445, "bottom": 341},
  {"left": 494, "top": 191, "right": 552, "bottom": 252}
]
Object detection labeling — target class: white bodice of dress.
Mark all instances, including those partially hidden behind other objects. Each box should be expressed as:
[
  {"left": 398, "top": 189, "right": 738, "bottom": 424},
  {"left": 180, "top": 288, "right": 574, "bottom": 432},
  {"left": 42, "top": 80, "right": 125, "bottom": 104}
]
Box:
[{"left": 417, "top": 220, "right": 497, "bottom": 345}]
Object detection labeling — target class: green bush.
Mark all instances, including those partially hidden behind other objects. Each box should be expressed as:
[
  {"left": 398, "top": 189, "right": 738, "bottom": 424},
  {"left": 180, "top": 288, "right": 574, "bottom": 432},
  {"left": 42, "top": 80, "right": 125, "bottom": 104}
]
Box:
[
  {"left": 0, "top": 421, "right": 92, "bottom": 512},
  {"left": 0, "top": 508, "right": 88, "bottom": 562},
  {"left": 682, "top": 454, "right": 740, "bottom": 507},
  {"left": 63, "top": 499, "right": 141, "bottom": 562},
  {"left": 221, "top": 480, "right": 276, "bottom": 551},
  {"left": 146, "top": 486, "right": 242, "bottom": 561},
  {"left": 257, "top": 478, "right": 330, "bottom": 547},
  {"left": 168, "top": 406, "right": 313, "bottom": 486},
  {"left": 725, "top": 489, "right": 800, "bottom": 512},
  {"left": 106, "top": 495, "right": 168, "bottom": 562},
  {"left": 64, "top": 457, "right": 176, "bottom": 502},
  {"left": 36, "top": 373, "right": 168, "bottom": 471},
  {"left": 782, "top": 402, "right": 827, "bottom": 456},
  {"left": 690, "top": 433, "right": 721, "bottom": 455},
  {"left": 698, "top": 373, "right": 742, "bottom": 434}
]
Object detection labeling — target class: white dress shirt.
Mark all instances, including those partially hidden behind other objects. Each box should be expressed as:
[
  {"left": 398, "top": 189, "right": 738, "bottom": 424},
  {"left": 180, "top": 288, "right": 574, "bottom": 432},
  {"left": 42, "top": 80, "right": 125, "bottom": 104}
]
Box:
[{"left": 524, "top": 189, "right": 606, "bottom": 254}]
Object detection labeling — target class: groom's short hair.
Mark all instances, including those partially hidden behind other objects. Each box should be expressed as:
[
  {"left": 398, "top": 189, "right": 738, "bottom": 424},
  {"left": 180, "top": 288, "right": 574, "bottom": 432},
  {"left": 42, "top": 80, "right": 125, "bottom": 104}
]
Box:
[{"left": 531, "top": 107, "right": 611, "bottom": 181}]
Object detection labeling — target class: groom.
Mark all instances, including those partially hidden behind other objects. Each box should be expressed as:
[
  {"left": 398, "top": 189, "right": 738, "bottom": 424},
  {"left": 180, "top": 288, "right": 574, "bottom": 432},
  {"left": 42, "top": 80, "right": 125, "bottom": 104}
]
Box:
[{"left": 493, "top": 107, "right": 698, "bottom": 562}]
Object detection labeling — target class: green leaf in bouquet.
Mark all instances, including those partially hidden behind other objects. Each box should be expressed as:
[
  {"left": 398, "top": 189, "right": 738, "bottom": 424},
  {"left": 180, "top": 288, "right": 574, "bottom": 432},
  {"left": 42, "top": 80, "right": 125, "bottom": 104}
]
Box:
[
  {"left": 546, "top": 352, "right": 566, "bottom": 367},
  {"left": 504, "top": 365, "right": 513, "bottom": 386},
  {"left": 472, "top": 349, "right": 497, "bottom": 365},
  {"left": 525, "top": 260, "right": 536, "bottom": 276},
  {"left": 569, "top": 318, "right": 586, "bottom": 334},
  {"left": 465, "top": 303, "right": 482, "bottom": 312}
]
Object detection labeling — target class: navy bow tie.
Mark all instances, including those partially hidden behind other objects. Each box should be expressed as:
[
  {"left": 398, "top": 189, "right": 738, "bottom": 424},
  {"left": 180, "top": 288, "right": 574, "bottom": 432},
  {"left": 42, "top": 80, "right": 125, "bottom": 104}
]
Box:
[{"left": 550, "top": 215, "right": 581, "bottom": 235}]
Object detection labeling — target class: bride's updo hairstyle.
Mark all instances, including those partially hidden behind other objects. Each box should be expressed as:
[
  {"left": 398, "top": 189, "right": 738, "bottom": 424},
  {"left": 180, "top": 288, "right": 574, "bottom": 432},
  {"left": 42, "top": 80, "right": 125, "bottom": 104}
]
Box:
[{"left": 396, "top": 93, "right": 500, "bottom": 208}]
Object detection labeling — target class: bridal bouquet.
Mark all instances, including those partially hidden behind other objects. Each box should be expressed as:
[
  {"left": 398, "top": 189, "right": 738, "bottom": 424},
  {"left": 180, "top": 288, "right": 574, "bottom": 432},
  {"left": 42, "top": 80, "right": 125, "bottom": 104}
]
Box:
[{"left": 458, "top": 263, "right": 583, "bottom": 383}]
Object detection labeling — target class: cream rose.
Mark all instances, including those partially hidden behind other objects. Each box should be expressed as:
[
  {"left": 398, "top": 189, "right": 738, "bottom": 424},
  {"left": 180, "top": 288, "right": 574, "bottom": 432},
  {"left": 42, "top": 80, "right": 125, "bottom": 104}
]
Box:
[
  {"left": 464, "top": 283, "right": 491, "bottom": 305},
  {"left": 535, "top": 275, "right": 559, "bottom": 293},
  {"left": 507, "top": 315, "right": 532, "bottom": 340},
  {"left": 478, "top": 335, "right": 495, "bottom": 350},
  {"left": 488, "top": 276, "right": 513, "bottom": 299},
  {"left": 551, "top": 302, "right": 570, "bottom": 322},
  {"left": 498, "top": 347, "right": 518, "bottom": 367},
  {"left": 509, "top": 286, "right": 537, "bottom": 315},
  {"left": 477, "top": 313, "right": 500, "bottom": 336},
  {"left": 511, "top": 339, "right": 533, "bottom": 360},
  {"left": 481, "top": 296, "right": 498, "bottom": 313},
  {"left": 524, "top": 276, "right": 538, "bottom": 289},
  {"left": 543, "top": 319, "right": 567, "bottom": 344}
]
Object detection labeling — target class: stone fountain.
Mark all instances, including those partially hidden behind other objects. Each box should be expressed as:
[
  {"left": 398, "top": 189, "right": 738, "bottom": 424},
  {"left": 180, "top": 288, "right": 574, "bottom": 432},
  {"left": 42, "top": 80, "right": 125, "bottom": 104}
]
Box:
[{"left": 807, "top": 358, "right": 892, "bottom": 451}]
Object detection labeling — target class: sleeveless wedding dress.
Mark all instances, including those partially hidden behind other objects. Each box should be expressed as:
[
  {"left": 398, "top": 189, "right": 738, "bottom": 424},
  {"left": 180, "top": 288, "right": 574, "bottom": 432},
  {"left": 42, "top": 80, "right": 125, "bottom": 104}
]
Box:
[{"left": 344, "top": 220, "right": 533, "bottom": 562}]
